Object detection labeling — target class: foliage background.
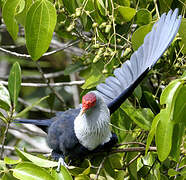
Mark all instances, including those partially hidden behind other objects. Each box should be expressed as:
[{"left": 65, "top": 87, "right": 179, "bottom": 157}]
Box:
[{"left": 0, "top": 0, "right": 185, "bottom": 179}]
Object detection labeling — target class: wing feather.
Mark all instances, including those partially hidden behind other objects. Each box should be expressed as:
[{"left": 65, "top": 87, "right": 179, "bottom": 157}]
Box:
[{"left": 95, "top": 9, "right": 182, "bottom": 114}]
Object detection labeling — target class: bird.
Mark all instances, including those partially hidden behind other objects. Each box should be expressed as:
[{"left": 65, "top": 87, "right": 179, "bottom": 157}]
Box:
[{"left": 14, "top": 9, "right": 182, "bottom": 168}]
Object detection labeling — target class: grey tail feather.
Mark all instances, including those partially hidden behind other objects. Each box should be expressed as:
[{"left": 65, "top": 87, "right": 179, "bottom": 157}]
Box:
[
  {"left": 13, "top": 118, "right": 54, "bottom": 133},
  {"left": 14, "top": 118, "right": 53, "bottom": 127}
]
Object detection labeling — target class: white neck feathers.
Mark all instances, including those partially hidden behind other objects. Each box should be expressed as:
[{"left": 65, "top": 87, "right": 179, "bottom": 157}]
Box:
[{"left": 74, "top": 92, "right": 112, "bottom": 150}]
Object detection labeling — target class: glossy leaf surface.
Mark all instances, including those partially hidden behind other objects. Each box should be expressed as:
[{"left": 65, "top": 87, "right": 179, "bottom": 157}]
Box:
[{"left": 25, "top": 0, "right": 57, "bottom": 60}]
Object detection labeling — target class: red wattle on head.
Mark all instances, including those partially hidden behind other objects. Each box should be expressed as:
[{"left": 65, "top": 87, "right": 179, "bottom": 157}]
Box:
[{"left": 82, "top": 93, "right": 97, "bottom": 111}]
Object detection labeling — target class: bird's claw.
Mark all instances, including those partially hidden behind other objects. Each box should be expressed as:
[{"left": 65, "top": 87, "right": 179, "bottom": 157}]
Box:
[{"left": 56, "top": 157, "right": 68, "bottom": 172}]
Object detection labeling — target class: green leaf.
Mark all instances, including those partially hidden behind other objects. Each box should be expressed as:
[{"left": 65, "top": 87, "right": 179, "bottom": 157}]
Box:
[
  {"left": 2, "top": 0, "right": 22, "bottom": 40},
  {"left": 131, "top": 23, "right": 153, "bottom": 50},
  {"left": 51, "top": 168, "right": 73, "bottom": 180},
  {"left": 0, "top": 83, "right": 11, "bottom": 111},
  {"left": 16, "top": 0, "right": 33, "bottom": 26},
  {"left": 168, "top": 168, "right": 180, "bottom": 177},
  {"left": 64, "top": 62, "right": 83, "bottom": 75},
  {"left": 15, "top": 95, "right": 49, "bottom": 118},
  {"left": 68, "top": 160, "right": 91, "bottom": 176},
  {"left": 127, "top": 152, "right": 138, "bottom": 180},
  {"left": 135, "top": 9, "right": 152, "bottom": 26},
  {"left": 4, "top": 157, "right": 21, "bottom": 165},
  {"left": 116, "top": 0, "right": 130, "bottom": 6},
  {"left": 179, "top": 18, "right": 186, "bottom": 54},
  {"left": 160, "top": 80, "right": 181, "bottom": 109},
  {"left": 160, "top": 79, "right": 186, "bottom": 124},
  {"left": 62, "top": 0, "right": 77, "bottom": 14},
  {"left": 121, "top": 101, "right": 154, "bottom": 130},
  {"left": 111, "top": 107, "right": 132, "bottom": 142},
  {"left": 172, "top": 84, "right": 186, "bottom": 124},
  {"left": 75, "top": 175, "right": 90, "bottom": 180},
  {"left": 12, "top": 162, "right": 54, "bottom": 180},
  {"left": 8, "top": 62, "right": 21, "bottom": 108},
  {"left": 117, "top": 6, "right": 136, "bottom": 22},
  {"left": 145, "top": 113, "right": 160, "bottom": 154},
  {"left": 2, "top": 173, "right": 18, "bottom": 180},
  {"left": 155, "top": 109, "right": 174, "bottom": 161},
  {"left": 25, "top": 0, "right": 57, "bottom": 60},
  {"left": 142, "top": 91, "right": 160, "bottom": 115},
  {"left": 104, "top": 154, "right": 123, "bottom": 177},
  {"left": 0, "top": 160, "right": 6, "bottom": 170},
  {"left": 133, "top": 85, "right": 142, "bottom": 100},
  {"left": 170, "top": 123, "right": 184, "bottom": 161},
  {"left": 81, "top": 62, "right": 104, "bottom": 89},
  {"left": 15, "top": 149, "right": 58, "bottom": 168},
  {"left": 95, "top": 0, "right": 106, "bottom": 16},
  {"left": 159, "top": 0, "right": 173, "bottom": 14},
  {"left": 0, "top": 111, "right": 7, "bottom": 123}
]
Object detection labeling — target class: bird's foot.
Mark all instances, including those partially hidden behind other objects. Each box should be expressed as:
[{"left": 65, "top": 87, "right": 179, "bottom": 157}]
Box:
[{"left": 56, "top": 157, "right": 68, "bottom": 172}]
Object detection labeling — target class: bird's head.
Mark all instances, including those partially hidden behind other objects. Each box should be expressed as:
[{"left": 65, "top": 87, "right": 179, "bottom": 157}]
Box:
[{"left": 80, "top": 92, "right": 97, "bottom": 115}]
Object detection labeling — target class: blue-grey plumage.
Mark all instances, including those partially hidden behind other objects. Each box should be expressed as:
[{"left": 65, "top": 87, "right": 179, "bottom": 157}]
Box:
[
  {"left": 14, "top": 9, "right": 182, "bottom": 163},
  {"left": 96, "top": 9, "right": 182, "bottom": 114}
]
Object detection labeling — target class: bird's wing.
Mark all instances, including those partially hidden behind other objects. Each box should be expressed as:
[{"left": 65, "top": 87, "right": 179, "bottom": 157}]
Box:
[{"left": 96, "top": 9, "right": 182, "bottom": 115}]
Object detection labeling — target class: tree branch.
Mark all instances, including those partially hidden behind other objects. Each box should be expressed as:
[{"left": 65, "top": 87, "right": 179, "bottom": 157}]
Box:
[
  {"left": 110, "top": 147, "right": 157, "bottom": 154},
  {"left": 0, "top": 144, "right": 50, "bottom": 154},
  {"left": 0, "top": 70, "right": 64, "bottom": 81},
  {"left": 0, "top": 40, "right": 81, "bottom": 60},
  {"left": 18, "top": 97, "right": 58, "bottom": 113},
  {"left": 0, "top": 80, "right": 85, "bottom": 87}
]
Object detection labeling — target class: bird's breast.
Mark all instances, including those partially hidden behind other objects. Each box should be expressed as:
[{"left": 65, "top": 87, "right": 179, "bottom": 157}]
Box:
[{"left": 74, "top": 109, "right": 112, "bottom": 150}]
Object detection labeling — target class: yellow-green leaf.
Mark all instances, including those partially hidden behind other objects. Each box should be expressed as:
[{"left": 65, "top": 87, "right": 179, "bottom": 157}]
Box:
[
  {"left": 155, "top": 109, "right": 174, "bottom": 161},
  {"left": 13, "top": 162, "right": 54, "bottom": 180},
  {"left": 16, "top": 0, "right": 33, "bottom": 26},
  {"left": 117, "top": 6, "right": 136, "bottom": 22},
  {"left": 2, "top": 0, "right": 22, "bottom": 40},
  {"left": 135, "top": 9, "right": 152, "bottom": 26},
  {"left": 8, "top": 62, "right": 21, "bottom": 108},
  {"left": 15, "top": 149, "right": 58, "bottom": 168},
  {"left": 25, "top": 0, "right": 57, "bottom": 60},
  {"left": 131, "top": 23, "right": 153, "bottom": 50},
  {"left": 15, "top": 96, "right": 49, "bottom": 118},
  {"left": 179, "top": 18, "right": 186, "bottom": 55}
]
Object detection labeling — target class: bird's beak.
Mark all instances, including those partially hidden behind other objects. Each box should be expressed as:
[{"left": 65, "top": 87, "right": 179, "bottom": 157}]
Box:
[{"left": 80, "top": 108, "right": 86, "bottom": 116}]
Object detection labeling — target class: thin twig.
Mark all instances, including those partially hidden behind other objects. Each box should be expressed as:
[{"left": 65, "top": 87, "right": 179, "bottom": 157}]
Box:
[
  {"left": 0, "top": 40, "right": 81, "bottom": 60},
  {"left": 0, "top": 70, "right": 64, "bottom": 81},
  {"left": 95, "top": 157, "right": 106, "bottom": 180},
  {"left": 127, "top": 153, "right": 141, "bottom": 167},
  {"left": 35, "top": 61, "right": 66, "bottom": 107},
  {"left": 51, "top": 39, "right": 85, "bottom": 56},
  {"left": 174, "top": 155, "right": 185, "bottom": 179},
  {"left": 116, "top": 153, "right": 141, "bottom": 170},
  {"left": 18, "top": 97, "right": 58, "bottom": 113},
  {"left": 110, "top": 147, "right": 157, "bottom": 154},
  {"left": 144, "top": 157, "right": 158, "bottom": 178},
  {"left": 0, "top": 80, "right": 85, "bottom": 87},
  {"left": 154, "top": 0, "right": 160, "bottom": 18},
  {"left": 115, "top": 142, "right": 146, "bottom": 147}
]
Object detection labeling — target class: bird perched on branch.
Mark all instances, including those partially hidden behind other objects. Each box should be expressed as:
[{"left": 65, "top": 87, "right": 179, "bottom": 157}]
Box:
[{"left": 15, "top": 9, "right": 181, "bottom": 168}]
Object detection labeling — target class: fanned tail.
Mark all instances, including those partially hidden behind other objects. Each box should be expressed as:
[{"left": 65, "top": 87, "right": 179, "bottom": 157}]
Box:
[{"left": 96, "top": 9, "right": 182, "bottom": 115}]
